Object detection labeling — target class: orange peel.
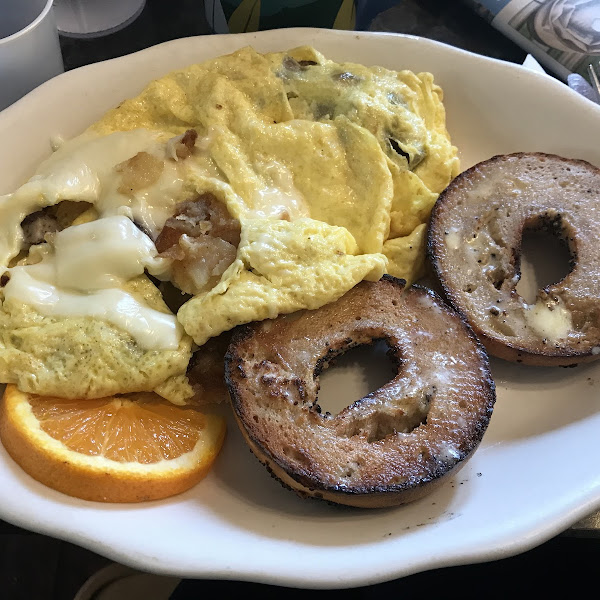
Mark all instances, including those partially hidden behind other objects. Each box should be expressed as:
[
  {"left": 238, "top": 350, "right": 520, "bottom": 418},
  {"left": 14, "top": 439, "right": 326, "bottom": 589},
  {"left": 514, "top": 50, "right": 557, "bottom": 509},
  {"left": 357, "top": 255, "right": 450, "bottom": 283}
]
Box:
[{"left": 0, "top": 385, "right": 226, "bottom": 503}]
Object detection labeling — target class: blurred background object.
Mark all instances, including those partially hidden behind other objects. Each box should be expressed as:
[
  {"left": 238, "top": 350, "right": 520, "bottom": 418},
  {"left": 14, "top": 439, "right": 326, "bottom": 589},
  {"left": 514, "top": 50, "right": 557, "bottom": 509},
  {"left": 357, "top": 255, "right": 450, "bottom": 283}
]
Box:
[
  {"left": 461, "top": 0, "right": 600, "bottom": 83},
  {"left": 52, "top": 0, "right": 146, "bottom": 38},
  {"left": 204, "top": 0, "right": 399, "bottom": 33},
  {"left": 0, "top": 0, "right": 64, "bottom": 110},
  {"left": 2, "top": 2, "right": 600, "bottom": 598}
]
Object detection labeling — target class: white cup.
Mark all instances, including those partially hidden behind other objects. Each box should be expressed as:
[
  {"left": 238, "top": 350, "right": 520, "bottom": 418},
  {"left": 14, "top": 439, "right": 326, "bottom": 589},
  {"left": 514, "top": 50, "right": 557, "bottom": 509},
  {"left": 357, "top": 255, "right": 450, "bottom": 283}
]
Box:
[
  {"left": 0, "top": 0, "right": 64, "bottom": 111},
  {"left": 53, "top": 0, "right": 146, "bottom": 38}
]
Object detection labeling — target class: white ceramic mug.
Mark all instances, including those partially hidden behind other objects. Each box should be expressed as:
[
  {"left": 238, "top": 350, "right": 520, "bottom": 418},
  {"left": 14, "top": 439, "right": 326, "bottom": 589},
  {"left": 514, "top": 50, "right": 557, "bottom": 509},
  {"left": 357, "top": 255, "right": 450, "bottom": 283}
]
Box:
[
  {"left": 53, "top": 0, "right": 146, "bottom": 38},
  {"left": 0, "top": 0, "right": 64, "bottom": 111}
]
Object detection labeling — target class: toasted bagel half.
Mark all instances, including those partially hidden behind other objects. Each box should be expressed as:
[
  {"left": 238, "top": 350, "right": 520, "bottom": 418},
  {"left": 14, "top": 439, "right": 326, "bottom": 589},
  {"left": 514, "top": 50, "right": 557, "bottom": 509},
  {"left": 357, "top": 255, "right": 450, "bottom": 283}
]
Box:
[
  {"left": 225, "top": 276, "right": 495, "bottom": 508},
  {"left": 428, "top": 152, "right": 600, "bottom": 366}
]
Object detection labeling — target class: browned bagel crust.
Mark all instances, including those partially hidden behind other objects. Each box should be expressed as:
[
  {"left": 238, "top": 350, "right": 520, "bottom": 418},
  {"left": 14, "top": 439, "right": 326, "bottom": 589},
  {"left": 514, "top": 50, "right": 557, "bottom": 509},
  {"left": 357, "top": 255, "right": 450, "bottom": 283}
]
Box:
[
  {"left": 427, "top": 152, "right": 600, "bottom": 366},
  {"left": 225, "top": 276, "right": 495, "bottom": 508}
]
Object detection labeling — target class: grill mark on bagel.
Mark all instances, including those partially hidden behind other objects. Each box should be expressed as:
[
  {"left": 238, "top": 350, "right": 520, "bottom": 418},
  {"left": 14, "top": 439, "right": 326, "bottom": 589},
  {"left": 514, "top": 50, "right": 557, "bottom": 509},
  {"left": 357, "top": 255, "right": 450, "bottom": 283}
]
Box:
[
  {"left": 428, "top": 152, "right": 600, "bottom": 365},
  {"left": 225, "top": 276, "right": 495, "bottom": 508}
]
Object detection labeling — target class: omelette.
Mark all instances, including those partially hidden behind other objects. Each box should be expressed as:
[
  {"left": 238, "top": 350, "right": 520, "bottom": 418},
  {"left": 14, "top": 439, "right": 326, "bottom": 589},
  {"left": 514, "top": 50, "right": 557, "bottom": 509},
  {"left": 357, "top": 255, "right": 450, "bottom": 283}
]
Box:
[{"left": 0, "top": 46, "right": 459, "bottom": 404}]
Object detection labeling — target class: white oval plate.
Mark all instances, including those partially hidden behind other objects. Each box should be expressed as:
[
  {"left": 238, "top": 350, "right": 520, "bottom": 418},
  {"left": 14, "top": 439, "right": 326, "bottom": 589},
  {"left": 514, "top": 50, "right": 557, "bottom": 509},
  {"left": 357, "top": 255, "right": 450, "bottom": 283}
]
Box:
[{"left": 1, "top": 28, "right": 600, "bottom": 589}]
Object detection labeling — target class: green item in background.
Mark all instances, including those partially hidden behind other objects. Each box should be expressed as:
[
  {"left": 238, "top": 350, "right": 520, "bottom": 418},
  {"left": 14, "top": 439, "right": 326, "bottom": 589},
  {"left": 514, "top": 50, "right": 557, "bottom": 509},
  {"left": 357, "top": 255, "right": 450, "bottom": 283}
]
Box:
[{"left": 204, "top": 0, "right": 399, "bottom": 33}]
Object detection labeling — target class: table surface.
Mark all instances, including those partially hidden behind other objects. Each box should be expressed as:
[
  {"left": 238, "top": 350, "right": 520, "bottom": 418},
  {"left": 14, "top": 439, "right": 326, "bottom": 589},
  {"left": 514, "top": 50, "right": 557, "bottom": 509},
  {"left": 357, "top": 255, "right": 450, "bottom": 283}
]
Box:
[{"left": 1, "top": 1, "right": 599, "bottom": 598}]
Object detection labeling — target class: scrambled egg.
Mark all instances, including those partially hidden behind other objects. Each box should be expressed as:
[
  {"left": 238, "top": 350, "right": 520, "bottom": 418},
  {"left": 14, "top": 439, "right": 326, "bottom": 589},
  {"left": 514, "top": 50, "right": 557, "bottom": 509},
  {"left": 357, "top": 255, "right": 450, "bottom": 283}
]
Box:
[{"left": 0, "top": 46, "right": 459, "bottom": 404}]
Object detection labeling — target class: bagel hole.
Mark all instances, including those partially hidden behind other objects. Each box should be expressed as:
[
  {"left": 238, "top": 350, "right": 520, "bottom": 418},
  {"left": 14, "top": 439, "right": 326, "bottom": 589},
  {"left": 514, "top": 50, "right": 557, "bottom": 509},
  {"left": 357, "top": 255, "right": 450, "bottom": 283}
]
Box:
[
  {"left": 316, "top": 341, "right": 396, "bottom": 416},
  {"left": 516, "top": 225, "right": 573, "bottom": 304}
]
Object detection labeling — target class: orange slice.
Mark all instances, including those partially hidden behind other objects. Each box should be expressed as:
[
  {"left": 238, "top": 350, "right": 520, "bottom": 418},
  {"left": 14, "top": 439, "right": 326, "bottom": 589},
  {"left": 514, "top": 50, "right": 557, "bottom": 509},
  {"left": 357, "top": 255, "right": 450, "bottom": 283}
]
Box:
[{"left": 0, "top": 385, "right": 226, "bottom": 503}]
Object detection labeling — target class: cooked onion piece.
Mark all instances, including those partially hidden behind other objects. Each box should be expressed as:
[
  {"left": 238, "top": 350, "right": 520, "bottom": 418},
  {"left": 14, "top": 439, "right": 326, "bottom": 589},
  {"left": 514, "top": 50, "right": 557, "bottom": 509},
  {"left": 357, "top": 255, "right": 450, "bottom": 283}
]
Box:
[{"left": 155, "top": 193, "right": 241, "bottom": 295}]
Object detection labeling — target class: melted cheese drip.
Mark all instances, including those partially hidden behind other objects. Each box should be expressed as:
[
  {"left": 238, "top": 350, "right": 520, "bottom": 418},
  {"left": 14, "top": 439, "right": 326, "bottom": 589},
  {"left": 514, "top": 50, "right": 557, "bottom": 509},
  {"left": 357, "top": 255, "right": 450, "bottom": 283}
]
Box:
[
  {"left": 0, "top": 129, "right": 186, "bottom": 266},
  {"left": 39, "top": 129, "right": 187, "bottom": 237},
  {"left": 251, "top": 161, "right": 310, "bottom": 220},
  {"left": 524, "top": 300, "right": 573, "bottom": 342},
  {"left": 3, "top": 216, "right": 181, "bottom": 350},
  {"left": 53, "top": 215, "right": 168, "bottom": 290},
  {"left": 444, "top": 228, "right": 462, "bottom": 251}
]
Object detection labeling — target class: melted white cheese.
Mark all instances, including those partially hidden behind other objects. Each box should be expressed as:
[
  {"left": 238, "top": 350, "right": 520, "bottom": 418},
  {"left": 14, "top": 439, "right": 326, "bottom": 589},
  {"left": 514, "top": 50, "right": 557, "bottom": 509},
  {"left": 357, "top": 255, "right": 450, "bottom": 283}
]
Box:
[
  {"left": 3, "top": 216, "right": 181, "bottom": 351},
  {"left": 3, "top": 270, "right": 180, "bottom": 350},
  {"left": 40, "top": 129, "right": 186, "bottom": 238},
  {"left": 444, "top": 228, "right": 462, "bottom": 251},
  {"left": 0, "top": 129, "right": 186, "bottom": 267},
  {"left": 252, "top": 161, "right": 309, "bottom": 220},
  {"left": 525, "top": 299, "right": 573, "bottom": 342},
  {"left": 0, "top": 161, "right": 99, "bottom": 267},
  {"left": 53, "top": 215, "right": 168, "bottom": 290}
]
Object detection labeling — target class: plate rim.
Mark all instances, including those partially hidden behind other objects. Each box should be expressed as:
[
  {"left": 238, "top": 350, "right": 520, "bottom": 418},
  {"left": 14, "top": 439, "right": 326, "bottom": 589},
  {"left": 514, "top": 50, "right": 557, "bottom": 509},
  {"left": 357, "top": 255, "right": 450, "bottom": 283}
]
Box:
[
  {"left": 1, "top": 27, "right": 600, "bottom": 589},
  {"left": 2, "top": 27, "right": 596, "bottom": 121}
]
